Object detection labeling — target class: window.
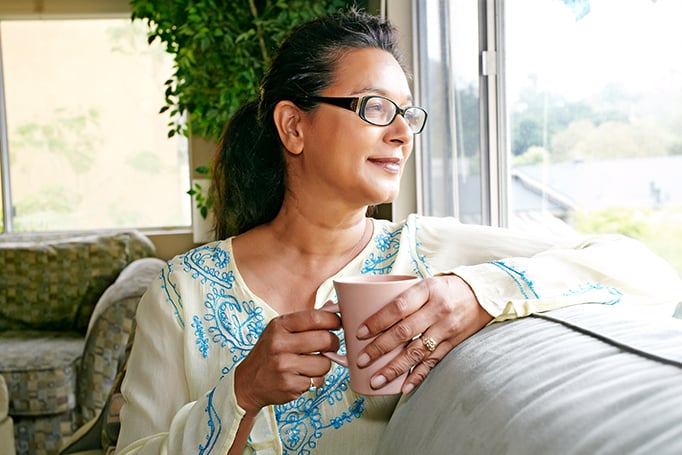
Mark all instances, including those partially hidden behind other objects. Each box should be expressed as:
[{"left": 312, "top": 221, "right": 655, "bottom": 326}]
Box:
[
  {"left": 415, "top": 0, "right": 483, "bottom": 223},
  {"left": 0, "top": 18, "right": 189, "bottom": 233},
  {"left": 416, "top": 0, "right": 682, "bottom": 276}
]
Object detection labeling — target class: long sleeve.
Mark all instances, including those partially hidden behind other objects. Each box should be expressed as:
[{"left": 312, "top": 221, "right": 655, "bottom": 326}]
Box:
[
  {"left": 116, "top": 265, "right": 249, "bottom": 454},
  {"left": 410, "top": 216, "right": 682, "bottom": 320}
]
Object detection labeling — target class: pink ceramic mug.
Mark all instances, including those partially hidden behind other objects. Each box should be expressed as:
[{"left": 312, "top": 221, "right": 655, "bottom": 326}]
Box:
[{"left": 323, "top": 274, "right": 420, "bottom": 395}]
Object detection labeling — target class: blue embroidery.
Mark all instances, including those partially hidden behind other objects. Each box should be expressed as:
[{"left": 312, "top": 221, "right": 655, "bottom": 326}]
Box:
[
  {"left": 204, "top": 292, "right": 265, "bottom": 368},
  {"left": 179, "top": 242, "right": 366, "bottom": 453},
  {"left": 182, "top": 244, "right": 236, "bottom": 289},
  {"left": 219, "top": 366, "right": 230, "bottom": 381},
  {"left": 361, "top": 226, "right": 401, "bottom": 274},
  {"left": 489, "top": 260, "right": 540, "bottom": 299},
  {"left": 161, "top": 262, "right": 185, "bottom": 328},
  {"left": 198, "top": 388, "right": 222, "bottom": 454},
  {"left": 192, "top": 315, "right": 209, "bottom": 358},
  {"left": 179, "top": 244, "right": 262, "bottom": 370},
  {"left": 565, "top": 282, "right": 622, "bottom": 305},
  {"left": 403, "top": 218, "right": 431, "bottom": 277},
  {"left": 274, "top": 363, "right": 365, "bottom": 455}
]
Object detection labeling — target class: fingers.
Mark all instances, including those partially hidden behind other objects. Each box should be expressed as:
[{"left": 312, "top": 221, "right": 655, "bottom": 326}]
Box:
[
  {"left": 270, "top": 353, "right": 334, "bottom": 399},
  {"left": 235, "top": 308, "right": 343, "bottom": 411},
  {"left": 236, "top": 354, "right": 332, "bottom": 411},
  {"left": 277, "top": 308, "right": 342, "bottom": 333},
  {"left": 267, "top": 308, "right": 341, "bottom": 353},
  {"left": 401, "top": 345, "right": 443, "bottom": 394},
  {"left": 270, "top": 327, "right": 341, "bottom": 356},
  {"left": 367, "top": 333, "right": 448, "bottom": 392},
  {"left": 357, "top": 280, "right": 434, "bottom": 365},
  {"left": 356, "top": 275, "right": 492, "bottom": 393},
  {"left": 357, "top": 280, "right": 430, "bottom": 340}
]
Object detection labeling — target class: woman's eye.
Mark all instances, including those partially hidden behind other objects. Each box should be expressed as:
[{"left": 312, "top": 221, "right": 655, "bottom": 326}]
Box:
[{"left": 365, "top": 101, "right": 385, "bottom": 113}]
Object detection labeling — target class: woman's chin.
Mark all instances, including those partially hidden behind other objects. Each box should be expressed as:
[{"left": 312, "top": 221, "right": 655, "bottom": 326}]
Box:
[{"left": 370, "top": 188, "right": 399, "bottom": 206}]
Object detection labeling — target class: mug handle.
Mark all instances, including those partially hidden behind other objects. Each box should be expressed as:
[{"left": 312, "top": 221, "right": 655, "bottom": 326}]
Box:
[{"left": 319, "top": 302, "right": 348, "bottom": 367}]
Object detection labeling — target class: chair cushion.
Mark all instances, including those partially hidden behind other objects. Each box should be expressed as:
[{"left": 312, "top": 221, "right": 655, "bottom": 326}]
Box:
[
  {"left": 0, "top": 331, "right": 83, "bottom": 416},
  {"left": 14, "top": 411, "right": 76, "bottom": 455},
  {"left": 0, "top": 231, "right": 156, "bottom": 332}
]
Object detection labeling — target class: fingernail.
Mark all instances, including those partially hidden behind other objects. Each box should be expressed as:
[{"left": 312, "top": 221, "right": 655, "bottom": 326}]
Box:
[
  {"left": 371, "top": 375, "right": 387, "bottom": 389},
  {"left": 357, "top": 325, "right": 370, "bottom": 338},
  {"left": 357, "top": 353, "right": 370, "bottom": 367},
  {"left": 402, "top": 383, "right": 415, "bottom": 394}
]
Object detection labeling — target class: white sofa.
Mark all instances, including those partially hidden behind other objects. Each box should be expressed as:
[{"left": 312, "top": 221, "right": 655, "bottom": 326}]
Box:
[{"left": 379, "top": 303, "right": 682, "bottom": 454}]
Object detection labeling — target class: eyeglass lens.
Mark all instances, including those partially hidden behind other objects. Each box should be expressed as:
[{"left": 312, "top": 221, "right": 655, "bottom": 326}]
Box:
[{"left": 361, "top": 96, "right": 426, "bottom": 133}]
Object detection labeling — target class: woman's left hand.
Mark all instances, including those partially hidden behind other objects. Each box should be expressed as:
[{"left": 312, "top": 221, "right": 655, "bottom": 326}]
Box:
[{"left": 355, "top": 274, "right": 492, "bottom": 394}]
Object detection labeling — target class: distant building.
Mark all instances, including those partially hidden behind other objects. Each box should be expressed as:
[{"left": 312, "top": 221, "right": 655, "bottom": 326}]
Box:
[
  {"left": 514, "top": 155, "right": 682, "bottom": 212},
  {"left": 458, "top": 155, "right": 682, "bottom": 236}
]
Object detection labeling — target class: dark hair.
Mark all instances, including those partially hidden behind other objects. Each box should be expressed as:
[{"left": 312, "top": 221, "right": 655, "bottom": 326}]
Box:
[{"left": 211, "top": 9, "right": 403, "bottom": 239}]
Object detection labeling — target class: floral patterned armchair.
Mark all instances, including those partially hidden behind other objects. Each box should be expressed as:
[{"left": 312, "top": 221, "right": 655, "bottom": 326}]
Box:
[{"left": 0, "top": 231, "right": 165, "bottom": 455}]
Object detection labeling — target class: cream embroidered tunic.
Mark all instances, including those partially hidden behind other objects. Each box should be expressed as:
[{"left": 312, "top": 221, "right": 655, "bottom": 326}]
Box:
[{"left": 116, "top": 215, "right": 682, "bottom": 455}]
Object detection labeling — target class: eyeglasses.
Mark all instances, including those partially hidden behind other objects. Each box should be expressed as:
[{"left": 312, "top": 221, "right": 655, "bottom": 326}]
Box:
[{"left": 307, "top": 95, "right": 428, "bottom": 134}]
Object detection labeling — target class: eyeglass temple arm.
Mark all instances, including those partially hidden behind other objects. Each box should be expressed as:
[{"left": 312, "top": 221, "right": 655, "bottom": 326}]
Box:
[{"left": 309, "top": 96, "right": 360, "bottom": 113}]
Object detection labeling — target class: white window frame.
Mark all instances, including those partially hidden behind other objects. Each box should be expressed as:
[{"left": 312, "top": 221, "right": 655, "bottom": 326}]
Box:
[
  {"left": 407, "top": 0, "right": 512, "bottom": 227},
  {"left": 0, "top": 33, "right": 11, "bottom": 231}
]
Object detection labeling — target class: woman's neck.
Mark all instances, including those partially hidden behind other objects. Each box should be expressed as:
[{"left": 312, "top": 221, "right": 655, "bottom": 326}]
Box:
[
  {"left": 267, "top": 205, "right": 371, "bottom": 260},
  {"left": 232, "top": 205, "right": 374, "bottom": 313}
]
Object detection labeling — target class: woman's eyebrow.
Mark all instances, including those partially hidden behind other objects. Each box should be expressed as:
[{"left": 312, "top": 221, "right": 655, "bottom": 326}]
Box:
[{"left": 350, "top": 87, "right": 414, "bottom": 104}]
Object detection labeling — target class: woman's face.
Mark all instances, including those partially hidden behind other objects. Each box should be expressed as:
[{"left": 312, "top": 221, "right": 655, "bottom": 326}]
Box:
[{"left": 292, "top": 47, "right": 416, "bottom": 209}]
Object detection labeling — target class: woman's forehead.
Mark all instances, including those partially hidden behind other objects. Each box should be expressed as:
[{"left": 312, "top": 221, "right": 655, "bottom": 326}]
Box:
[{"left": 327, "top": 48, "right": 411, "bottom": 100}]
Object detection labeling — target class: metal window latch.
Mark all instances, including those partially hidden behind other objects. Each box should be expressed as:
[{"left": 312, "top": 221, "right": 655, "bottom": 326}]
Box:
[{"left": 481, "top": 50, "right": 497, "bottom": 76}]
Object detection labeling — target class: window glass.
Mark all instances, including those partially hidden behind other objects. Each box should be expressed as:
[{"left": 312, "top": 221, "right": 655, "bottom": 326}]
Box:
[
  {"left": 506, "top": 0, "right": 682, "bottom": 274},
  {"left": 417, "top": 0, "right": 481, "bottom": 222},
  {"left": 0, "top": 18, "right": 189, "bottom": 232}
]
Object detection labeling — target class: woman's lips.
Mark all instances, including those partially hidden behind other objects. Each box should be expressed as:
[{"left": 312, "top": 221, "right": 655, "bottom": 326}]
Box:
[{"left": 368, "top": 157, "right": 401, "bottom": 173}]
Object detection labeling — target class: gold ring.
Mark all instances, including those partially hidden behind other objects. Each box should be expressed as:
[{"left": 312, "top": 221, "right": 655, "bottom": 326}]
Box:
[
  {"left": 421, "top": 336, "right": 437, "bottom": 352},
  {"left": 309, "top": 377, "right": 316, "bottom": 392}
]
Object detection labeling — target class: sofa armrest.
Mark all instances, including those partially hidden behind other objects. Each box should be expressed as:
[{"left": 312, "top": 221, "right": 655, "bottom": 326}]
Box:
[
  {"left": 84, "top": 257, "right": 166, "bottom": 337},
  {"left": 379, "top": 304, "right": 682, "bottom": 454},
  {"left": 0, "top": 374, "right": 16, "bottom": 455},
  {"left": 76, "top": 257, "right": 165, "bottom": 424}
]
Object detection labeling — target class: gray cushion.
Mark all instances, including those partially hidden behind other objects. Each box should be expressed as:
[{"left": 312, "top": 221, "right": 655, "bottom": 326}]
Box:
[{"left": 379, "top": 304, "right": 682, "bottom": 455}]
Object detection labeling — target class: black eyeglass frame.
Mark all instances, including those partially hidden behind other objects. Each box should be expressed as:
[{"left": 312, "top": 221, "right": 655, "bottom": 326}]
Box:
[{"left": 306, "top": 95, "right": 428, "bottom": 134}]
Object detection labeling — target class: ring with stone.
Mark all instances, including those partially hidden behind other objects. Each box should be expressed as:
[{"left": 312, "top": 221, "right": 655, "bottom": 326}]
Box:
[{"left": 421, "top": 335, "right": 437, "bottom": 352}]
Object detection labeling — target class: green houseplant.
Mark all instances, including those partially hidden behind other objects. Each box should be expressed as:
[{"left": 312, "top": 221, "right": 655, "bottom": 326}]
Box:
[{"left": 130, "top": 0, "right": 352, "bottom": 220}]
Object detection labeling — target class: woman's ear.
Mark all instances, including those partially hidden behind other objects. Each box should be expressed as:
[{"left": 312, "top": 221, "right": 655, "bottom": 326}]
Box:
[{"left": 273, "top": 100, "right": 305, "bottom": 155}]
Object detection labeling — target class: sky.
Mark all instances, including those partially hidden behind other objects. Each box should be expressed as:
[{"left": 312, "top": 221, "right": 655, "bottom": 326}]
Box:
[{"left": 505, "top": 0, "right": 682, "bottom": 102}]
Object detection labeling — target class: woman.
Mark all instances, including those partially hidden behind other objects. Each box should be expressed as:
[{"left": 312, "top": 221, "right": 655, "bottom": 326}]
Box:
[{"left": 116, "top": 9, "right": 681, "bottom": 455}]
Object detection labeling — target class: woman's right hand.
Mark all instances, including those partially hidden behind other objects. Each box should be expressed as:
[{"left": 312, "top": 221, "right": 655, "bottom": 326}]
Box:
[{"left": 234, "top": 308, "right": 341, "bottom": 415}]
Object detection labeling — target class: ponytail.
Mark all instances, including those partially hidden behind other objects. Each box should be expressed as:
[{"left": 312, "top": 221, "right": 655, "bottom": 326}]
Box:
[{"left": 211, "top": 101, "right": 285, "bottom": 238}]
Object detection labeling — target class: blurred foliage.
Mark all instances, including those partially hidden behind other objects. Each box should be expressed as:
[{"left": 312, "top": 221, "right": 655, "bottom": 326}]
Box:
[
  {"left": 574, "top": 206, "right": 652, "bottom": 239},
  {"left": 510, "top": 76, "right": 682, "bottom": 163},
  {"left": 512, "top": 145, "right": 549, "bottom": 166},
  {"left": 130, "top": 0, "right": 350, "bottom": 143},
  {"left": 574, "top": 206, "right": 682, "bottom": 276},
  {"left": 12, "top": 108, "right": 99, "bottom": 173}
]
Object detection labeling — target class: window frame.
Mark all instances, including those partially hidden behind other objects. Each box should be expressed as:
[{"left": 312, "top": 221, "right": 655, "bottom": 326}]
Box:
[{"left": 410, "top": 0, "right": 537, "bottom": 228}]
